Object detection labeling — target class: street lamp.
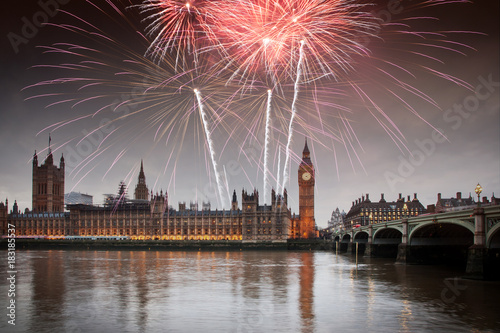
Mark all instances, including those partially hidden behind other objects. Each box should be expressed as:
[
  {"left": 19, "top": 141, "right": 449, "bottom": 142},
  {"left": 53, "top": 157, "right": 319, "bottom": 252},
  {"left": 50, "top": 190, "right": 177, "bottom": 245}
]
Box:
[
  {"left": 403, "top": 203, "right": 408, "bottom": 219},
  {"left": 475, "top": 183, "right": 482, "bottom": 207}
]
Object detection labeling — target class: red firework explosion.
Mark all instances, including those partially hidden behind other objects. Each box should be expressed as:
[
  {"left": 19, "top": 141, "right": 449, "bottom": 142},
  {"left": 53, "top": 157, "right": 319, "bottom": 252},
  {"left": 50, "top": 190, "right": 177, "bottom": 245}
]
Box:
[
  {"left": 140, "top": 0, "right": 219, "bottom": 66},
  {"left": 209, "top": 0, "right": 380, "bottom": 85}
]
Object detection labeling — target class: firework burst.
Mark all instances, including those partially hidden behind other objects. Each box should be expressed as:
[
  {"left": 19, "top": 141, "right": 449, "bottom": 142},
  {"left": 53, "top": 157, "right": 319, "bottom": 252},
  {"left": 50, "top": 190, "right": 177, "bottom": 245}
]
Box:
[
  {"left": 24, "top": 1, "right": 241, "bottom": 205},
  {"left": 139, "top": 0, "right": 220, "bottom": 69},
  {"left": 24, "top": 0, "right": 482, "bottom": 207},
  {"left": 210, "top": 0, "right": 380, "bottom": 87}
]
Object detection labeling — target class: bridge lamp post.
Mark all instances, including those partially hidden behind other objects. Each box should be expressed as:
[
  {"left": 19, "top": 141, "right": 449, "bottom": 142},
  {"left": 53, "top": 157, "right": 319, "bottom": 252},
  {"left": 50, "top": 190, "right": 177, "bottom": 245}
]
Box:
[
  {"left": 475, "top": 183, "right": 482, "bottom": 207},
  {"left": 403, "top": 203, "right": 408, "bottom": 219}
]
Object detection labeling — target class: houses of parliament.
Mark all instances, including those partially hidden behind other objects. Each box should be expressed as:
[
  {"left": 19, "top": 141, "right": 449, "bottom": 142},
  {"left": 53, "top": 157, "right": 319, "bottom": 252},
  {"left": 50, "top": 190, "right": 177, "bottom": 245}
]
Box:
[{"left": 0, "top": 140, "right": 317, "bottom": 241}]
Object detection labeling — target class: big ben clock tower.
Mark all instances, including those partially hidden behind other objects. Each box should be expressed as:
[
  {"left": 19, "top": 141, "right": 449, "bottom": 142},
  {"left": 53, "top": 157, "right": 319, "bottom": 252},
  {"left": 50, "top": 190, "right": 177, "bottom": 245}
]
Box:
[{"left": 298, "top": 139, "right": 316, "bottom": 239}]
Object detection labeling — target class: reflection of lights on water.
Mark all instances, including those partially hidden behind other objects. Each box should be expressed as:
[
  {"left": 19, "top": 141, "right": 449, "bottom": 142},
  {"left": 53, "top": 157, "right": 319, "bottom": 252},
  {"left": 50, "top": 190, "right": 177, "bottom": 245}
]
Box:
[
  {"left": 366, "top": 277, "right": 375, "bottom": 325},
  {"left": 400, "top": 299, "right": 413, "bottom": 332}
]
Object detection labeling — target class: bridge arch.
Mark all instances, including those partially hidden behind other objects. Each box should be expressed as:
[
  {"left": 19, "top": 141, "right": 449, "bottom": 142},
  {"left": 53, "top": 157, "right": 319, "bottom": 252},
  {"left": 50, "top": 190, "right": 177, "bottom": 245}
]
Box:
[
  {"left": 486, "top": 222, "right": 500, "bottom": 278},
  {"left": 409, "top": 221, "right": 474, "bottom": 246},
  {"left": 338, "top": 233, "right": 352, "bottom": 252},
  {"left": 408, "top": 221, "right": 473, "bottom": 266},
  {"left": 372, "top": 227, "right": 402, "bottom": 244},
  {"left": 353, "top": 231, "right": 369, "bottom": 243},
  {"left": 353, "top": 231, "right": 369, "bottom": 255},
  {"left": 370, "top": 227, "right": 402, "bottom": 258},
  {"left": 487, "top": 223, "right": 500, "bottom": 249},
  {"left": 341, "top": 234, "right": 351, "bottom": 243}
]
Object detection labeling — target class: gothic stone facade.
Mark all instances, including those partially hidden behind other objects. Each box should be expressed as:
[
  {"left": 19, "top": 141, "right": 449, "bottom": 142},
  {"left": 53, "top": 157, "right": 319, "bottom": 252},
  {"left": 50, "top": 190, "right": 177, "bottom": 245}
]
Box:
[
  {"left": 295, "top": 140, "right": 316, "bottom": 239},
  {"left": 66, "top": 189, "right": 291, "bottom": 241},
  {"left": 3, "top": 140, "right": 317, "bottom": 240},
  {"left": 32, "top": 148, "right": 65, "bottom": 213}
]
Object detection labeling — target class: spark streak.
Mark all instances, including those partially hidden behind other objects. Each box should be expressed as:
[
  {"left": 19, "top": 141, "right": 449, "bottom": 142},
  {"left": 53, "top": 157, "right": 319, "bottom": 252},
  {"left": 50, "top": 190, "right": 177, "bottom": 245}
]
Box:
[
  {"left": 276, "top": 149, "right": 281, "bottom": 194},
  {"left": 263, "top": 89, "right": 272, "bottom": 203},
  {"left": 282, "top": 40, "right": 305, "bottom": 194},
  {"left": 194, "top": 88, "right": 226, "bottom": 207}
]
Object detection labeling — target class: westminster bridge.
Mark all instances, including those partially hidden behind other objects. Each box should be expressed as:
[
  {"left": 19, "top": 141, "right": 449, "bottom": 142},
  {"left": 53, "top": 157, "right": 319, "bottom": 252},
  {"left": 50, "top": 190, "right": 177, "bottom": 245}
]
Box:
[{"left": 332, "top": 204, "right": 500, "bottom": 279}]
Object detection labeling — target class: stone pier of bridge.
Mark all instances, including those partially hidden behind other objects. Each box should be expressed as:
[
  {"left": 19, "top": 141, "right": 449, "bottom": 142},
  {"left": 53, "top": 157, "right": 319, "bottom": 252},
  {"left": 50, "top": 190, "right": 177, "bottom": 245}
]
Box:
[{"left": 465, "top": 207, "right": 488, "bottom": 279}]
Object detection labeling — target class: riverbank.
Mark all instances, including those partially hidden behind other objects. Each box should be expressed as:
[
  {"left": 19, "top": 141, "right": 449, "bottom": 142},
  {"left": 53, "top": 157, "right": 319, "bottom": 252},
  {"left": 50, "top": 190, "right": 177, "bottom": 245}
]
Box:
[{"left": 0, "top": 238, "right": 333, "bottom": 251}]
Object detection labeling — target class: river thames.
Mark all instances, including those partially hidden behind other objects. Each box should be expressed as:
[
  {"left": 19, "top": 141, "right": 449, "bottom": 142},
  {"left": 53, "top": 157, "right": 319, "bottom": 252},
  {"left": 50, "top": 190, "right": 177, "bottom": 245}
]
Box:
[{"left": 1, "top": 250, "right": 499, "bottom": 333}]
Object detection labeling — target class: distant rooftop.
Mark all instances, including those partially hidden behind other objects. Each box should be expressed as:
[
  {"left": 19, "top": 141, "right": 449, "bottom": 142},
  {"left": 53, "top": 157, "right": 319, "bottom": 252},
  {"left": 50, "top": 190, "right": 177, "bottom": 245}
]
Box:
[{"left": 65, "top": 192, "right": 93, "bottom": 205}]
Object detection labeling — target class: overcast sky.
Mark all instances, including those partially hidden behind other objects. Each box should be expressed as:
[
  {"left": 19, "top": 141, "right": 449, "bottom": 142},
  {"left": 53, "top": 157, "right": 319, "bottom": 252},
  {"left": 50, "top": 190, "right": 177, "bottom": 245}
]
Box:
[{"left": 1, "top": 0, "right": 498, "bottom": 228}]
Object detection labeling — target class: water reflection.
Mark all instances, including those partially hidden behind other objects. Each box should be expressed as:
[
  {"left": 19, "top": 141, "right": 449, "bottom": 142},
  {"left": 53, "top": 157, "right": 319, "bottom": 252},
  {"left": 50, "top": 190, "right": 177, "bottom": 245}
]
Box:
[
  {"left": 30, "top": 250, "right": 65, "bottom": 332},
  {"left": 298, "top": 252, "right": 315, "bottom": 333},
  {"left": 0, "top": 250, "right": 499, "bottom": 333},
  {"left": 347, "top": 256, "right": 500, "bottom": 331}
]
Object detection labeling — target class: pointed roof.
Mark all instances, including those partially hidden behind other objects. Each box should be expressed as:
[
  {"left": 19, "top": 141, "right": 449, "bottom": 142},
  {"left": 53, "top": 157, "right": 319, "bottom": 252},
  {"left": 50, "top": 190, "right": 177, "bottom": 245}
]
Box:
[
  {"left": 45, "top": 134, "right": 54, "bottom": 165},
  {"left": 48, "top": 133, "right": 52, "bottom": 155},
  {"left": 303, "top": 138, "right": 310, "bottom": 155},
  {"left": 300, "top": 138, "right": 312, "bottom": 166},
  {"left": 138, "top": 159, "right": 146, "bottom": 181}
]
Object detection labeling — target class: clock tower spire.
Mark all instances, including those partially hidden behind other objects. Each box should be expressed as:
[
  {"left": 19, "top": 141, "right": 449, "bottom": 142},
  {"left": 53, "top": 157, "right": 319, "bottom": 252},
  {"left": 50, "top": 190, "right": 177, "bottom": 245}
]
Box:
[{"left": 298, "top": 139, "right": 315, "bottom": 239}]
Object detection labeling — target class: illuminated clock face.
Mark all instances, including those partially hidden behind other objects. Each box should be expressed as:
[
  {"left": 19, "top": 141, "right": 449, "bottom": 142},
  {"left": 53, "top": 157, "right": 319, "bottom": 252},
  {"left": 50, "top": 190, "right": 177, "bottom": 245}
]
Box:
[{"left": 302, "top": 172, "right": 311, "bottom": 181}]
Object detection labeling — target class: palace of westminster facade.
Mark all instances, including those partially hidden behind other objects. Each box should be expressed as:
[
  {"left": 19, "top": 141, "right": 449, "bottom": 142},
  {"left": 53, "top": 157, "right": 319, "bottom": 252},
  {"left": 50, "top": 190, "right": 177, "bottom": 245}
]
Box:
[{"left": 0, "top": 140, "right": 317, "bottom": 241}]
